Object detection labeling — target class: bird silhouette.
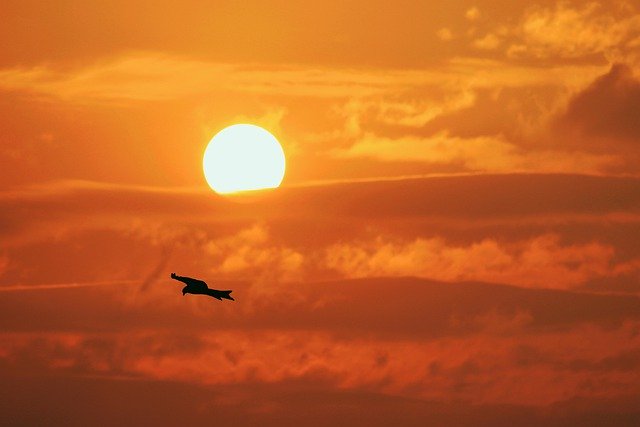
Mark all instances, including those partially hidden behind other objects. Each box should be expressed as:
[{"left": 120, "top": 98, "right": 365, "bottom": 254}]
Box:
[{"left": 170, "top": 273, "right": 234, "bottom": 301}]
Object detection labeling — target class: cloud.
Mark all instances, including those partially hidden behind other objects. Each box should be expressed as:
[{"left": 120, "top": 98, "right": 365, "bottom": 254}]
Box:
[
  {"left": 333, "top": 132, "right": 512, "bottom": 165},
  {"left": 507, "top": 2, "right": 640, "bottom": 60},
  {"left": 337, "top": 90, "right": 476, "bottom": 131},
  {"left": 0, "top": 52, "right": 606, "bottom": 105},
  {"left": 205, "top": 224, "right": 304, "bottom": 281},
  {"left": 2, "top": 174, "right": 640, "bottom": 245},
  {"left": 473, "top": 33, "right": 501, "bottom": 50},
  {"left": 3, "top": 360, "right": 639, "bottom": 427},
  {"left": 466, "top": 7, "right": 481, "bottom": 22},
  {"left": 325, "top": 234, "right": 635, "bottom": 289},
  {"left": 320, "top": 63, "right": 623, "bottom": 176},
  {"left": 1, "top": 273, "right": 639, "bottom": 416},
  {"left": 1, "top": 175, "right": 639, "bottom": 298},
  {"left": 0, "top": 279, "right": 138, "bottom": 293},
  {"left": 331, "top": 131, "right": 618, "bottom": 174},
  {"left": 327, "top": 58, "right": 604, "bottom": 133},
  {"left": 1, "top": 319, "right": 639, "bottom": 406},
  {"left": 0, "top": 53, "right": 619, "bottom": 182},
  {"left": 2, "top": 275, "right": 639, "bottom": 338},
  {"left": 555, "top": 63, "right": 640, "bottom": 145},
  {"left": 0, "top": 53, "right": 450, "bottom": 103},
  {"left": 436, "top": 28, "right": 453, "bottom": 41}
]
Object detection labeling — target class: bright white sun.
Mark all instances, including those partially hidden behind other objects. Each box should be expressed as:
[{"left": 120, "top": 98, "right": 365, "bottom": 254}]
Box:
[{"left": 203, "top": 124, "right": 286, "bottom": 194}]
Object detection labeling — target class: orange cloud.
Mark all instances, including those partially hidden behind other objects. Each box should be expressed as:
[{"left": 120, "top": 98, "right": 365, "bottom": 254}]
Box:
[
  {"left": 507, "top": 2, "right": 640, "bottom": 60},
  {"left": 2, "top": 174, "right": 639, "bottom": 298},
  {"left": 205, "top": 224, "right": 304, "bottom": 281},
  {"left": 0, "top": 53, "right": 451, "bottom": 103},
  {"left": 2, "top": 174, "right": 640, "bottom": 248},
  {"left": 556, "top": 63, "right": 640, "bottom": 145},
  {"left": 473, "top": 33, "right": 501, "bottom": 50},
  {"left": 466, "top": 7, "right": 481, "bottom": 22},
  {"left": 0, "top": 51, "right": 618, "bottom": 185},
  {"left": 325, "top": 234, "right": 634, "bottom": 289},
  {"left": 436, "top": 28, "right": 454, "bottom": 41},
  {"left": 331, "top": 131, "right": 618, "bottom": 174},
  {"left": 2, "top": 320, "right": 639, "bottom": 406},
  {"left": 0, "top": 52, "right": 606, "bottom": 105}
]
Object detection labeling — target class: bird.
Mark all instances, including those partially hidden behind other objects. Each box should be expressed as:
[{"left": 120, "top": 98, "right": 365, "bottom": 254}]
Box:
[{"left": 170, "top": 273, "right": 234, "bottom": 301}]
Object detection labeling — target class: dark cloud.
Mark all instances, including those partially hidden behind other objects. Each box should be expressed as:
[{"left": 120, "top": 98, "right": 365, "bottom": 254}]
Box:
[
  {"left": 0, "top": 278, "right": 638, "bottom": 337},
  {"left": 419, "top": 86, "right": 563, "bottom": 141},
  {"left": 1, "top": 277, "right": 638, "bottom": 417},
  {"left": 556, "top": 64, "right": 640, "bottom": 147},
  {"left": 1, "top": 363, "right": 639, "bottom": 427},
  {"left": 1, "top": 175, "right": 638, "bottom": 298},
  {"left": 2, "top": 174, "right": 639, "bottom": 230}
]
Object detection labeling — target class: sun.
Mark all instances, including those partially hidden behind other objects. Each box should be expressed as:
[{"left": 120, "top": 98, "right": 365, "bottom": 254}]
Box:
[{"left": 203, "top": 124, "right": 286, "bottom": 194}]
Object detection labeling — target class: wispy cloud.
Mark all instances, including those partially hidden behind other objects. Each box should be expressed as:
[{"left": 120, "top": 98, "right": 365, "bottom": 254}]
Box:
[
  {"left": 492, "top": 2, "right": 640, "bottom": 61},
  {"left": 0, "top": 279, "right": 139, "bottom": 292},
  {"left": 0, "top": 52, "right": 606, "bottom": 104},
  {"left": 331, "top": 131, "right": 619, "bottom": 174},
  {"left": 0, "top": 53, "right": 439, "bottom": 102}
]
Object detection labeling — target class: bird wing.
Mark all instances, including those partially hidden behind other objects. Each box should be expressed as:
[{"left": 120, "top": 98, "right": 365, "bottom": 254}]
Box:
[
  {"left": 171, "top": 275, "right": 210, "bottom": 291},
  {"left": 184, "top": 278, "right": 208, "bottom": 287}
]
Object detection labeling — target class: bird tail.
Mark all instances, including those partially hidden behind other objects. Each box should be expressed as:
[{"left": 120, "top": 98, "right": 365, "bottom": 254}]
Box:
[
  {"left": 220, "top": 290, "right": 234, "bottom": 301},
  {"left": 207, "top": 289, "right": 234, "bottom": 301}
]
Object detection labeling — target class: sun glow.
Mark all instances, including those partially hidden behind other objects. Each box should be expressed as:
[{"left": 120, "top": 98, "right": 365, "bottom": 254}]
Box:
[{"left": 203, "top": 124, "right": 286, "bottom": 194}]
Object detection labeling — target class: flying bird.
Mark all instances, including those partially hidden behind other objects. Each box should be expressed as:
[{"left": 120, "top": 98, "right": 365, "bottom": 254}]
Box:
[{"left": 170, "top": 273, "right": 234, "bottom": 301}]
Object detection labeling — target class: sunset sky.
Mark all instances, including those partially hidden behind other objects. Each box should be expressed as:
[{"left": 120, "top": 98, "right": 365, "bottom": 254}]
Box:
[{"left": 2, "top": 1, "right": 640, "bottom": 425}]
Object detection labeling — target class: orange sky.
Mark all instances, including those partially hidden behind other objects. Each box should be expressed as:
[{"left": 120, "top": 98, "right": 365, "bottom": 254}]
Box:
[{"left": 2, "top": 1, "right": 640, "bottom": 425}]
